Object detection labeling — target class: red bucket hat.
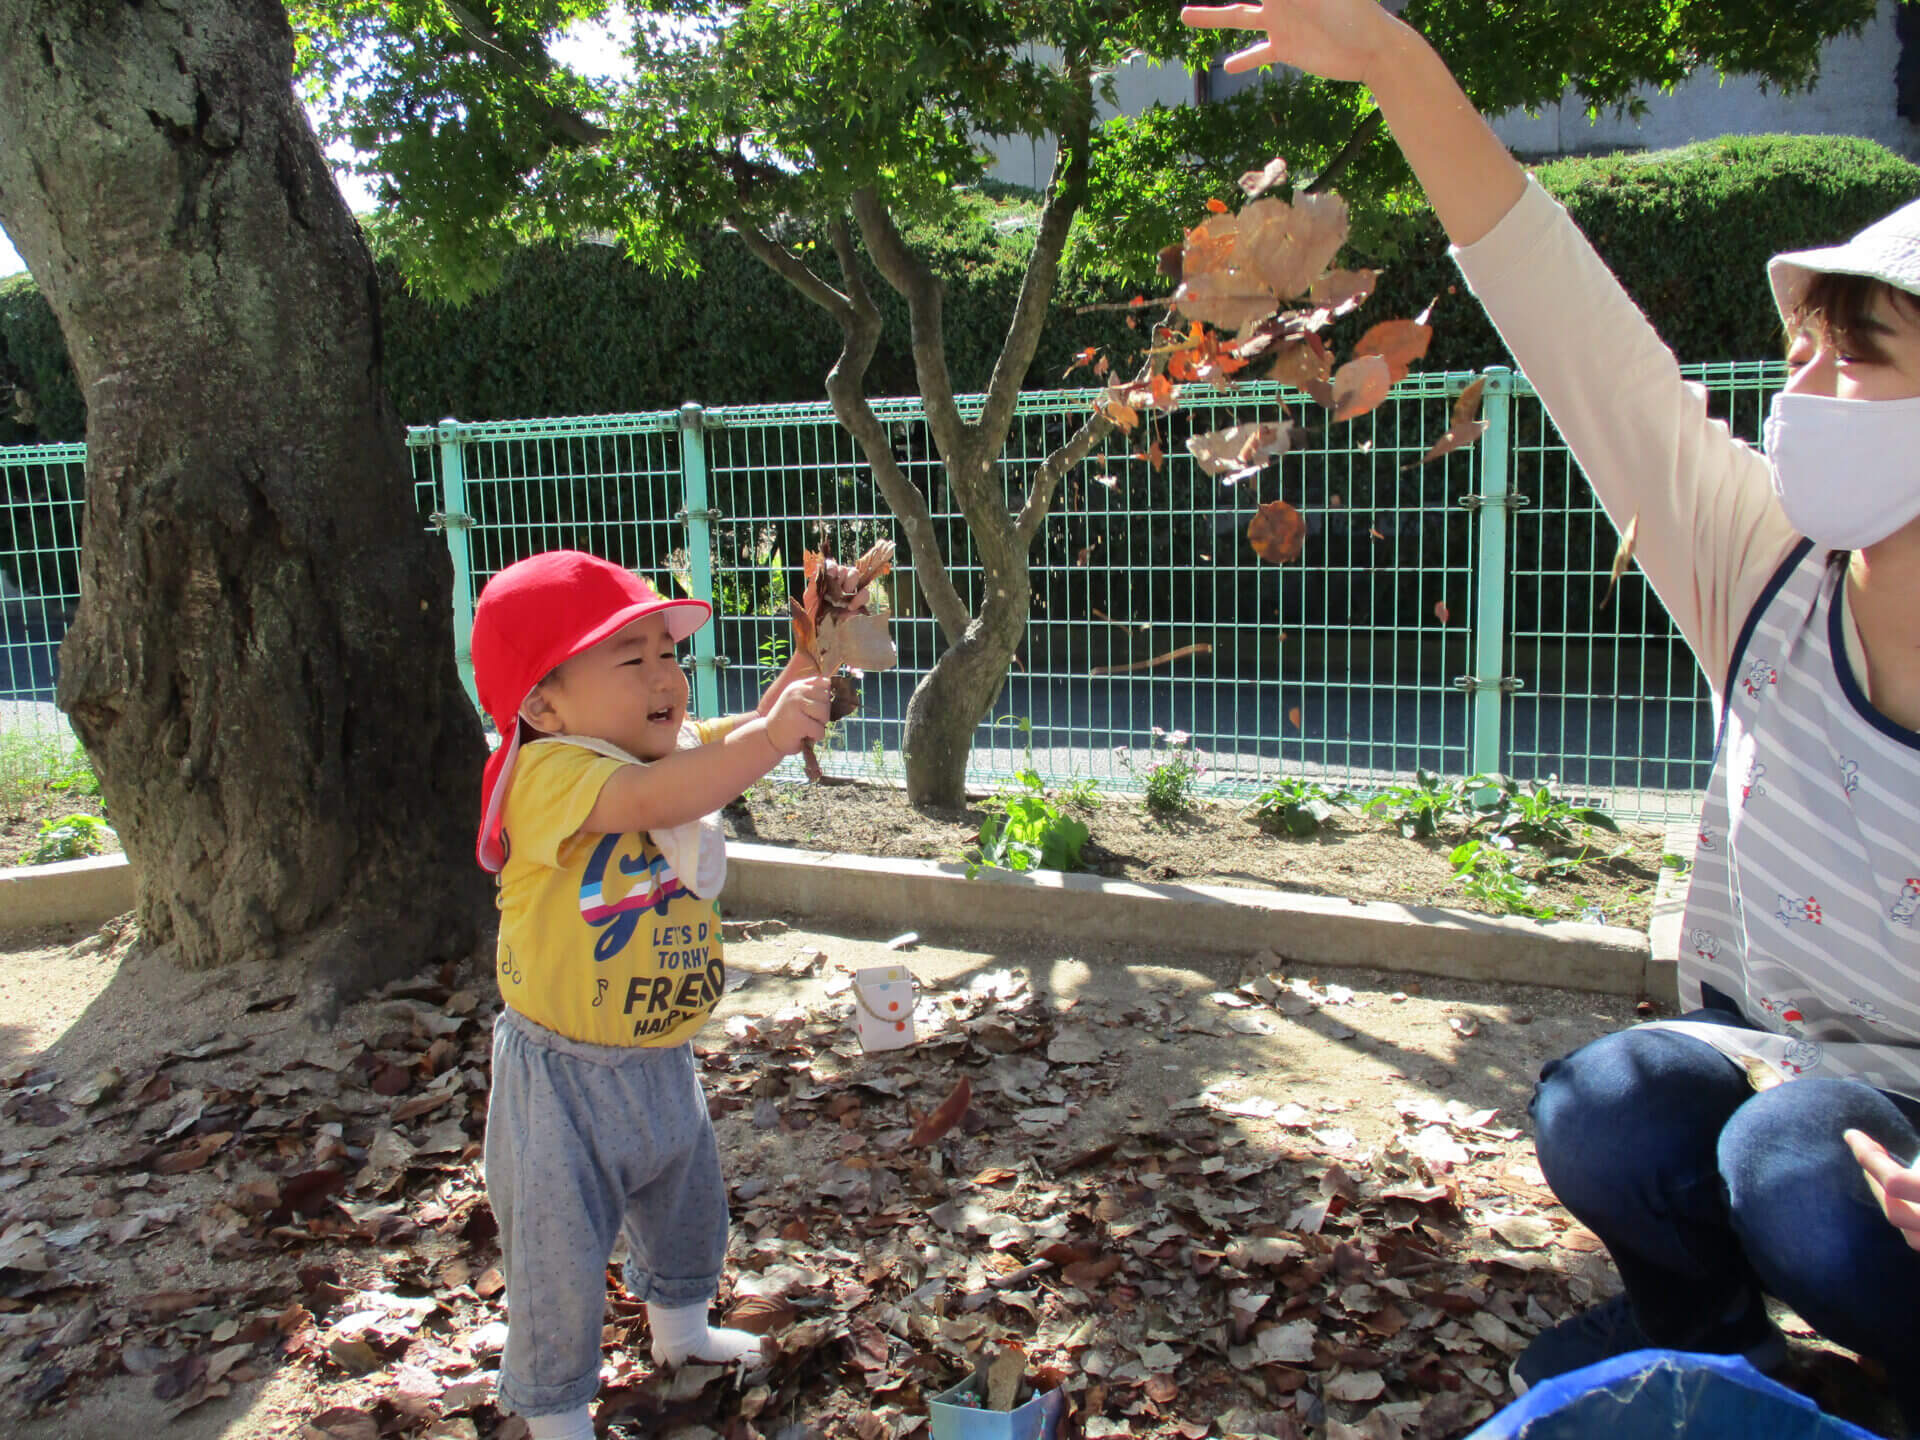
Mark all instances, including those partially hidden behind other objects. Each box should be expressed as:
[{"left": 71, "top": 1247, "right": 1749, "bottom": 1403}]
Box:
[{"left": 471, "top": 550, "right": 711, "bottom": 872}]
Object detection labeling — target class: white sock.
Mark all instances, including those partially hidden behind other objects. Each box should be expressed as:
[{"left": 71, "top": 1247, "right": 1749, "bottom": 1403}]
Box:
[
  {"left": 646, "top": 1300, "right": 766, "bottom": 1367},
  {"left": 525, "top": 1407, "right": 594, "bottom": 1440}
]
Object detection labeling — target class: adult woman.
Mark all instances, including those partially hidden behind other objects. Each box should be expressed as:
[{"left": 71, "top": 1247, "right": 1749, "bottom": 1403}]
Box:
[{"left": 1178, "top": 0, "right": 1920, "bottom": 1413}]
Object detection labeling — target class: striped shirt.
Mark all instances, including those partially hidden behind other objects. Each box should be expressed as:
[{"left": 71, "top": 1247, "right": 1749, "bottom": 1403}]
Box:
[{"left": 1672, "top": 541, "right": 1920, "bottom": 1096}]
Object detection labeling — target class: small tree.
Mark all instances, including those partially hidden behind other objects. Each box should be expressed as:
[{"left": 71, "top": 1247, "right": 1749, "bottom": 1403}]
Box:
[
  {"left": 293, "top": 0, "right": 1880, "bottom": 806},
  {"left": 0, "top": 0, "right": 489, "bottom": 984}
]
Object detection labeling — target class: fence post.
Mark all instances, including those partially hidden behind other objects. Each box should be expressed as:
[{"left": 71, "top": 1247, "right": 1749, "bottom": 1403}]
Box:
[
  {"left": 678, "top": 403, "right": 723, "bottom": 720},
  {"left": 433, "top": 418, "right": 480, "bottom": 713},
  {"left": 1465, "top": 367, "right": 1515, "bottom": 779}
]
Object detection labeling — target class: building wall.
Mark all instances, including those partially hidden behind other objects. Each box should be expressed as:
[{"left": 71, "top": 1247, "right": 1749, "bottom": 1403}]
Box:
[
  {"left": 977, "top": 50, "right": 1195, "bottom": 191},
  {"left": 1488, "top": 0, "right": 1920, "bottom": 160}
]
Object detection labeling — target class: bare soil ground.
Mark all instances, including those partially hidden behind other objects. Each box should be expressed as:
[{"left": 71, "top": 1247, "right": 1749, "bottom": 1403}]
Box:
[
  {"left": 0, "top": 909, "right": 1898, "bottom": 1440},
  {"left": 725, "top": 783, "right": 1667, "bottom": 931}
]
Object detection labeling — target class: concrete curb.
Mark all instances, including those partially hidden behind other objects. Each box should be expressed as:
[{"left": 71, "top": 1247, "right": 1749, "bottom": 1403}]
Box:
[
  {"left": 723, "top": 842, "right": 1653, "bottom": 997},
  {"left": 0, "top": 853, "right": 137, "bottom": 932},
  {"left": 1, "top": 844, "right": 1659, "bottom": 997}
]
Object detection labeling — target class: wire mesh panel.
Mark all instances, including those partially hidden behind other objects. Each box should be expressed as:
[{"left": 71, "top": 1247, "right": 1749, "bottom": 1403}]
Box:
[
  {"left": 6, "top": 363, "right": 1788, "bottom": 816},
  {"left": 0, "top": 443, "right": 87, "bottom": 794},
  {"left": 1503, "top": 360, "right": 1788, "bottom": 821}
]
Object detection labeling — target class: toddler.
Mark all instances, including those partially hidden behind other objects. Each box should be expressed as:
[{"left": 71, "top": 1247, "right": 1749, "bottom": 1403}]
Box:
[{"left": 469, "top": 549, "right": 829, "bottom": 1440}]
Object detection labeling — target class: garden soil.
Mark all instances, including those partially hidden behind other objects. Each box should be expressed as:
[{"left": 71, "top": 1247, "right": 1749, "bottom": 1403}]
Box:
[
  {"left": 725, "top": 782, "right": 1668, "bottom": 931},
  {"left": 0, "top": 910, "right": 1896, "bottom": 1440}
]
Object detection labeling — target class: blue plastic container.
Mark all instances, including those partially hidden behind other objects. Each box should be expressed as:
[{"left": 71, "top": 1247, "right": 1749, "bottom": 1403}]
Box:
[
  {"left": 927, "top": 1368, "right": 1066, "bottom": 1440},
  {"left": 1467, "top": 1350, "right": 1880, "bottom": 1440}
]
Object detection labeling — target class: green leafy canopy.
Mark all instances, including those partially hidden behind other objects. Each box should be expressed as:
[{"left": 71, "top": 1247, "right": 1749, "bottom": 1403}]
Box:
[{"left": 291, "top": 0, "right": 1890, "bottom": 301}]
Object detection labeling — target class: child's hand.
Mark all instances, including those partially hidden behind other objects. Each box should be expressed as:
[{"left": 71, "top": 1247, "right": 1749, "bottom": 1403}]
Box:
[
  {"left": 1846, "top": 1129, "right": 1920, "bottom": 1252},
  {"left": 757, "top": 649, "right": 821, "bottom": 717},
  {"left": 763, "top": 675, "right": 832, "bottom": 755}
]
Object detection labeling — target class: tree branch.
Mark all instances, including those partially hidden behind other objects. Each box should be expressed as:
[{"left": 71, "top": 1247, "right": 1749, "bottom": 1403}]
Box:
[
  {"left": 1016, "top": 407, "right": 1113, "bottom": 548},
  {"left": 847, "top": 187, "right": 967, "bottom": 465},
  {"left": 725, "top": 213, "right": 856, "bottom": 326},
  {"left": 440, "top": 0, "right": 611, "bottom": 147},
  {"left": 979, "top": 68, "right": 1094, "bottom": 450},
  {"left": 1306, "top": 110, "right": 1384, "bottom": 194},
  {"left": 822, "top": 219, "right": 970, "bottom": 645}
]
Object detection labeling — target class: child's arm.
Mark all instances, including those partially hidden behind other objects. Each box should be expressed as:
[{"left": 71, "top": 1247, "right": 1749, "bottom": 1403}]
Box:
[{"left": 582, "top": 675, "right": 832, "bottom": 834}]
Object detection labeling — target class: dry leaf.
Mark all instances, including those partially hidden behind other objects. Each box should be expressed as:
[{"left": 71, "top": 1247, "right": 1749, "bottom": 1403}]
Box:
[
  {"left": 1309, "top": 268, "right": 1379, "bottom": 317},
  {"left": 907, "top": 1077, "right": 971, "bottom": 1148},
  {"left": 1412, "top": 376, "right": 1489, "bottom": 466},
  {"left": 1433, "top": 600, "right": 1452, "bottom": 624},
  {"left": 1186, "top": 421, "right": 1295, "bottom": 480},
  {"left": 1237, "top": 157, "right": 1289, "bottom": 197},
  {"left": 1602, "top": 511, "right": 1640, "bottom": 610},
  {"left": 1353, "top": 317, "right": 1433, "bottom": 384},
  {"left": 1248, "top": 500, "right": 1307, "bottom": 563},
  {"left": 1288, "top": 705, "right": 1303, "bottom": 729},
  {"left": 1330, "top": 354, "right": 1392, "bottom": 422}
]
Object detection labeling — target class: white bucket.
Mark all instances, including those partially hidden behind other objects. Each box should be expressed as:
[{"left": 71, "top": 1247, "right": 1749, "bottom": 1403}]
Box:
[{"left": 853, "top": 966, "right": 918, "bottom": 1052}]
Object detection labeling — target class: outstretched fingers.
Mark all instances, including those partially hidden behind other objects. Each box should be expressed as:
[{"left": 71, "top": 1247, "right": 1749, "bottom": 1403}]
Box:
[
  {"left": 1179, "top": 4, "right": 1269, "bottom": 29},
  {"left": 1845, "top": 1129, "right": 1920, "bottom": 1251}
]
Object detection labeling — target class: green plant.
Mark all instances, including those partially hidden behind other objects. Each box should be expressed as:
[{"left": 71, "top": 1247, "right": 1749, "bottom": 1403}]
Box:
[
  {"left": 971, "top": 770, "right": 1089, "bottom": 876},
  {"left": 47, "top": 747, "right": 99, "bottom": 797},
  {"left": 867, "top": 739, "right": 888, "bottom": 780},
  {"left": 1449, "top": 838, "right": 1558, "bottom": 920},
  {"left": 1475, "top": 774, "right": 1622, "bottom": 848},
  {"left": 1057, "top": 774, "right": 1103, "bottom": 810},
  {"left": 1364, "top": 769, "right": 1470, "bottom": 839},
  {"left": 756, "top": 632, "right": 790, "bottom": 689},
  {"left": 1248, "top": 777, "right": 1353, "bottom": 837},
  {"left": 1125, "top": 727, "right": 1206, "bottom": 818},
  {"left": 23, "top": 813, "right": 115, "bottom": 865}
]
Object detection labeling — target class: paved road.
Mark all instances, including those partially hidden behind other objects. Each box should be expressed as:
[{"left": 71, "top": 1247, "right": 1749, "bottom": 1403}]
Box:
[{"left": 5, "top": 623, "right": 1713, "bottom": 815}]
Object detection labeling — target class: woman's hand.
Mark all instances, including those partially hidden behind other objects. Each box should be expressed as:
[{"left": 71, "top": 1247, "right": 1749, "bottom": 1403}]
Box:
[
  {"left": 1845, "top": 1128, "right": 1920, "bottom": 1252},
  {"left": 1183, "top": 0, "right": 1523, "bottom": 248},
  {"left": 1180, "top": 0, "right": 1405, "bottom": 85}
]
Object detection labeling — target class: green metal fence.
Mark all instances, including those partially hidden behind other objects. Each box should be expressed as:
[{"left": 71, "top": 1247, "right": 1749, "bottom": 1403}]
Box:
[
  {"left": 0, "top": 442, "right": 87, "bottom": 799},
  {"left": 2, "top": 361, "right": 1789, "bottom": 821}
]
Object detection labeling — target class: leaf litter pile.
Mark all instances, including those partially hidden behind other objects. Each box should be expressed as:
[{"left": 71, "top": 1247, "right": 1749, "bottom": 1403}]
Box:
[{"left": 0, "top": 914, "right": 1717, "bottom": 1440}]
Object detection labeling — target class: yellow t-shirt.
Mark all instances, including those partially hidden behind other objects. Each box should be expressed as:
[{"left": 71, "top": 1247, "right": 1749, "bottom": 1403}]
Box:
[{"left": 494, "top": 728, "right": 731, "bottom": 1046}]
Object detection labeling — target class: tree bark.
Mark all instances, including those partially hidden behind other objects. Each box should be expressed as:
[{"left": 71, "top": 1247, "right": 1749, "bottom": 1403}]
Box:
[{"left": 0, "top": 0, "right": 489, "bottom": 992}]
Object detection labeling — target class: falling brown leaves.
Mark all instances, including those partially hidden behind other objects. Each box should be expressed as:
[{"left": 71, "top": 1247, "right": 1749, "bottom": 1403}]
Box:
[
  {"left": 1601, "top": 512, "right": 1640, "bottom": 610},
  {"left": 1249, "top": 501, "right": 1307, "bottom": 564}
]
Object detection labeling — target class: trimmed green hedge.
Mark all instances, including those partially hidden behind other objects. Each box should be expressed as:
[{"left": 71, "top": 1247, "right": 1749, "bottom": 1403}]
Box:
[{"left": 3, "top": 134, "right": 1916, "bottom": 444}]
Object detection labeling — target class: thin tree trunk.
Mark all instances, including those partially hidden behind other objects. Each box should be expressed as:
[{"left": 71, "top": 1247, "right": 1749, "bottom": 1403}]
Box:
[
  {"left": 0, "top": 0, "right": 489, "bottom": 992},
  {"left": 902, "top": 559, "right": 1031, "bottom": 807}
]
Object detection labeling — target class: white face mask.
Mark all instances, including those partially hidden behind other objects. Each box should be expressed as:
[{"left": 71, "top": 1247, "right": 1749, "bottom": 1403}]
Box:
[{"left": 1763, "top": 390, "right": 1920, "bottom": 550}]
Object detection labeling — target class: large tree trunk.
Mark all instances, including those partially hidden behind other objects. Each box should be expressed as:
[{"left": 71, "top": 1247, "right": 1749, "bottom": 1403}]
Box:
[
  {"left": 0, "top": 0, "right": 489, "bottom": 989},
  {"left": 902, "top": 557, "right": 1030, "bottom": 808}
]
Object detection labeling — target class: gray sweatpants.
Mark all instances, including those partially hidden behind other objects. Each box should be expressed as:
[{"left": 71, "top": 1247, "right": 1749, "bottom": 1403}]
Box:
[{"left": 484, "top": 1007, "right": 730, "bottom": 1418}]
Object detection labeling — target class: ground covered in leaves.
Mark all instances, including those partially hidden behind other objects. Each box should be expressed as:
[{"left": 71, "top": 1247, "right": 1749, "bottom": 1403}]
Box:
[
  {"left": 726, "top": 784, "right": 1666, "bottom": 932},
  {"left": 0, "top": 913, "right": 1898, "bottom": 1440}
]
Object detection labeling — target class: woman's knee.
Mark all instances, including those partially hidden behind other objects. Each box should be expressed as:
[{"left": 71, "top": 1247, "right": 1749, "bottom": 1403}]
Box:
[
  {"left": 1532, "top": 1027, "right": 1748, "bottom": 1195},
  {"left": 1719, "top": 1078, "right": 1913, "bottom": 1227}
]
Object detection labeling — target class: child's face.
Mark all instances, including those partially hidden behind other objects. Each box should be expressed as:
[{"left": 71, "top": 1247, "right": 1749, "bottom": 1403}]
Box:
[{"left": 523, "top": 612, "right": 689, "bottom": 761}]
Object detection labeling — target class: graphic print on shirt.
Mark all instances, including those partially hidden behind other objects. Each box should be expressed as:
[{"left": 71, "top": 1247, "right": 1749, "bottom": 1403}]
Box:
[
  {"left": 1741, "top": 759, "right": 1767, "bottom": 804},
  {"left": 1848, "top": 998, "right": 1889, "bottom": 1027},
  {"left": 1774, "top": 893, "right": 1824, "bottom": 927},
  {"left": 1741, "top": 656, "right": 1778, "bottom": 699},
  {"left": 1688, "top": 929, "right": 1722, "bottom": 964},
  {"left": 1757, "top": 995, "right": 1807, "bottom": 1032},
  {"left": 578, "top": 832, "right": 689, "bottom": 962},
  {"left": 1781, "top": 1038, "right": 1824, "bottom": 1075},
  {"left": 1891, "top": 879, "right": 1920, "bottom": 928},
  {"left": 1838, "top": 758, "right": 1861, "bottom": 797},
  {"left": 1697, "top": 823, "right": 1717, "bottom": 852}
]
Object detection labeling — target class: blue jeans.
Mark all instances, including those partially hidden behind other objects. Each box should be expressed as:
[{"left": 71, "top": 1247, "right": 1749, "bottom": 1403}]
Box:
[{"left": 1530, "top": 1020, "right": 1920, "bottom": 1405}]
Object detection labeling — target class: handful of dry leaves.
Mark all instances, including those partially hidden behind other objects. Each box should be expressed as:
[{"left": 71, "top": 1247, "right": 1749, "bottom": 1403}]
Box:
[{"left": 787, "top": 540, "right": 898, "bottom": 781}]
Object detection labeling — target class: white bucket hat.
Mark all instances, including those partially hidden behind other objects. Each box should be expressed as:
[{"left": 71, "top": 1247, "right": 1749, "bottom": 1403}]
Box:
[{"left": 1769, "top": 195, "right": 1920, "bottom": 325}]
